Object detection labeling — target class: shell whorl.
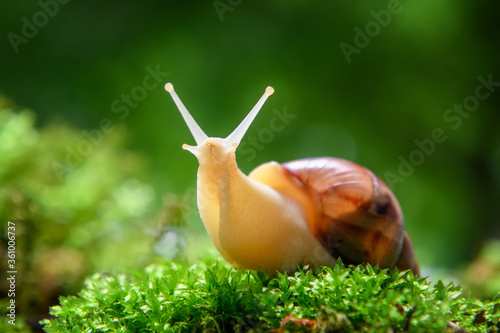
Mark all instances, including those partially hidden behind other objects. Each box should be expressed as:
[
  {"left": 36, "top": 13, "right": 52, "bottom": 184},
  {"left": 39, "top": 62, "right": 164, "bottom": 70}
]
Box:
[{"left": 282, "top": 157, "right": 418, "bottom": 274}]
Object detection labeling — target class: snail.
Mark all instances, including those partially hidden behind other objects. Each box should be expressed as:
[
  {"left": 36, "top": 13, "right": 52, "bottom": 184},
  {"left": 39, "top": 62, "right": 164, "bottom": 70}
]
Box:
[{"left": 164, "top": 83, "right": 419, "bottom": 275}]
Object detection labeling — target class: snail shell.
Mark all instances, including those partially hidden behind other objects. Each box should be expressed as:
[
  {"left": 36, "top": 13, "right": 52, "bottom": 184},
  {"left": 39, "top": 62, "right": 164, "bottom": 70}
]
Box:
[{"left": 281, "top": 157, "right": 418, "bottom": 274}]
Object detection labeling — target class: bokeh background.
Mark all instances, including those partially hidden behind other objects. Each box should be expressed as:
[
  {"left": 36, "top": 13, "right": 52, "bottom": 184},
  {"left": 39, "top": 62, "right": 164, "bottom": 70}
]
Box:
[{"left": 1, "top": 0, "right": 499, "bottom": 329}]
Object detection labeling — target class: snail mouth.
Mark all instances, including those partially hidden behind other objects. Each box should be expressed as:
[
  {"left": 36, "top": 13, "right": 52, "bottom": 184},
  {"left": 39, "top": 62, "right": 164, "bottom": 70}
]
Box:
[{"left": 185, "top": 138, "right": 236, "bottom": 164}]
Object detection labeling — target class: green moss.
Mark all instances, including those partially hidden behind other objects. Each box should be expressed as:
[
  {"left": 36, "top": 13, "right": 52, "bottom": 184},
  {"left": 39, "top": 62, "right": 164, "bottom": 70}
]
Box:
[
  {"left": 0, "top": 108, "right": 159, "bottom": 320},
  {"left": 42, "top": 259, "right": 500, "bottom": 332}
]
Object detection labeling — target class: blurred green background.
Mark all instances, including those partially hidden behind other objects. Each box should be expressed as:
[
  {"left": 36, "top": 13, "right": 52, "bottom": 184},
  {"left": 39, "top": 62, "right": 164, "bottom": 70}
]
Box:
[{"left": 0, "top": 0, "right": 499, "bottom": 328}]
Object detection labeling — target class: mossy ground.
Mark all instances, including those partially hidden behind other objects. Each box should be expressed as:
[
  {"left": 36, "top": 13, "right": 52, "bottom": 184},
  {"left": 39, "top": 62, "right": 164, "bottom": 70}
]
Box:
[{"left": 41, "top": 259, "right": 500, "bottom": 333}]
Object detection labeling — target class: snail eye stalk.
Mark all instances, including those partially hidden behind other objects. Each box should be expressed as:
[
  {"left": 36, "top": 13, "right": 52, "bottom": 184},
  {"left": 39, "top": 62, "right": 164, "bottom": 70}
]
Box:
[
  {"left": 225, "top": 86, "right": 274, "bottom": 147},
  {"left": 165, "top": 83, "right": 208, "bottom": 146}
]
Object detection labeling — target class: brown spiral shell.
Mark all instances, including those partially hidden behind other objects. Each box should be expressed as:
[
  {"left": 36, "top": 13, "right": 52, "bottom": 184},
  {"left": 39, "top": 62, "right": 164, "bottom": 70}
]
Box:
[{"left": 282, "top": 157, "right": 419, "bottom": 275}]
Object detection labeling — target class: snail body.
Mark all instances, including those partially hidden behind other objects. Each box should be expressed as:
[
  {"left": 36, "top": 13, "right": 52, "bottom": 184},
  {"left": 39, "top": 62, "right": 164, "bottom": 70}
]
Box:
[{"left": 165, "top": 83, "right": 419, "bottom": 274}]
